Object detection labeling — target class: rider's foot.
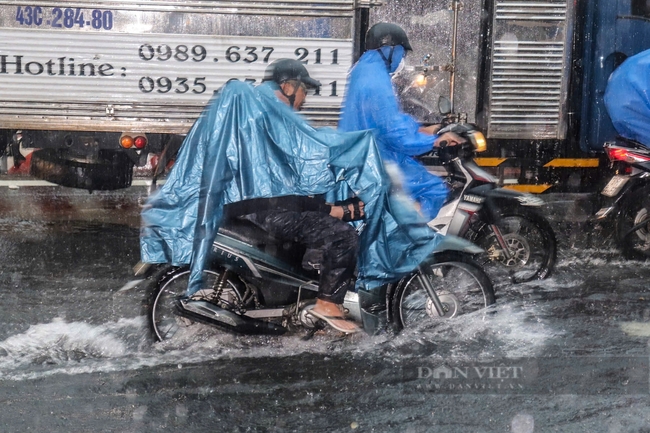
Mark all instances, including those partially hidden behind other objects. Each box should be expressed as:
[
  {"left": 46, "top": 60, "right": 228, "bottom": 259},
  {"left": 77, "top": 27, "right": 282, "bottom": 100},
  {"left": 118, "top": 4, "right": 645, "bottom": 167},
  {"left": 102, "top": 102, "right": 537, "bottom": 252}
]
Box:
[{"left": 309, "top": 299, "right": 361, "bottom": 334}]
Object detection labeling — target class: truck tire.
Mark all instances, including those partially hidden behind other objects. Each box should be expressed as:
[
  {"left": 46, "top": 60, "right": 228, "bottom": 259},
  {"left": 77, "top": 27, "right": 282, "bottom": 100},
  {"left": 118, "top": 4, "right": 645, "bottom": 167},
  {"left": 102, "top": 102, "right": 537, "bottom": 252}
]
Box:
[{"left": 30, "top": 148, "right": 134, "bottom": 191}]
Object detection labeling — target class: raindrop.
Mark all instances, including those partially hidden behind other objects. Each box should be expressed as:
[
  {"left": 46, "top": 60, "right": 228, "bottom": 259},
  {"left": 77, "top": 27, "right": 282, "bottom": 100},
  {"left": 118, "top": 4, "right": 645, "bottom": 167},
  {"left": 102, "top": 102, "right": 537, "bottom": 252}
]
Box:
[{"left": 511, "top": 413, "right": 534, "bottom": 433}]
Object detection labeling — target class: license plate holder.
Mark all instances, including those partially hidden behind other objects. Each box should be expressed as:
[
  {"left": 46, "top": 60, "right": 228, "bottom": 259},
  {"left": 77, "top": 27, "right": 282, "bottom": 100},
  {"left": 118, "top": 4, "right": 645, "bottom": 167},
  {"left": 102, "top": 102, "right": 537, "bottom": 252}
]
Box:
[{"left": 601, "top": 175, "right": 630, "bottom": 197}]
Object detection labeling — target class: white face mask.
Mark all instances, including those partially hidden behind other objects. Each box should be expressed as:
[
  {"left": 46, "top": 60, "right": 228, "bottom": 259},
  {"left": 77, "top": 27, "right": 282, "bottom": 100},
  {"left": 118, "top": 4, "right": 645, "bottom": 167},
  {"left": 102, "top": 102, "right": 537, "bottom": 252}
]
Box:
[{"left": 391, "top": 58, "right": 406, "bottom": 76}]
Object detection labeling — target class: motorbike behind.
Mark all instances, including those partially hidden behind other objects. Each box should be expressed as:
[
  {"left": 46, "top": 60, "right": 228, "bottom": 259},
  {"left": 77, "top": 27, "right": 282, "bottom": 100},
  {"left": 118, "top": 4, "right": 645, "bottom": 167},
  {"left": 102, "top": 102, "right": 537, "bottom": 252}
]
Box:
[
  {"left": 140, "top": 216, "right": 496, "bottom": 342},
  {"left": 419, "top": 103, "right": 557, "bottom": 283},
  {"left": 593, "top": 138, "right": 650, "bottom": 259}
]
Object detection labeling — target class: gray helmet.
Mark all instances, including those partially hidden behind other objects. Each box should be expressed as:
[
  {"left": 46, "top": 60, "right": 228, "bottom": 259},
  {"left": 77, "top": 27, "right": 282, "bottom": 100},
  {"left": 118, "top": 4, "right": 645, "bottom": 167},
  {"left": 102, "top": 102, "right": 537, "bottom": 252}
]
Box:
[
  {"left": 365, "top": 23, "right": 413, "bottom": 51},
  {"left": 264, "top": 59, "right": 321, "bottom": 89}
]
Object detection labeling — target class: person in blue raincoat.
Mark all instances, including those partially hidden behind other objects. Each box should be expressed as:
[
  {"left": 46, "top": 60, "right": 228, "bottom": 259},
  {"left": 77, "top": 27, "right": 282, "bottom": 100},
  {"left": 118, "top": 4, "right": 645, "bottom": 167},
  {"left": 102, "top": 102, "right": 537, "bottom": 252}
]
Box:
[
  {"left": 339, "top": 23, "right": 464, "bottom": 220},
  {"left": 605, "top": 48, "right": 650, "bottom": 147}
]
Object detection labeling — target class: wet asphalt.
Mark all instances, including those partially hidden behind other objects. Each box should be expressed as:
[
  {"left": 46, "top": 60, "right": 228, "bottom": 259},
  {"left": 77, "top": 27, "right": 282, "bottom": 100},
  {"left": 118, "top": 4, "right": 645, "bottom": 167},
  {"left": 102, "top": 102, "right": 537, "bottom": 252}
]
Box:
[{"left": 0, "top": 185, "right": 649, "bottom": 432}]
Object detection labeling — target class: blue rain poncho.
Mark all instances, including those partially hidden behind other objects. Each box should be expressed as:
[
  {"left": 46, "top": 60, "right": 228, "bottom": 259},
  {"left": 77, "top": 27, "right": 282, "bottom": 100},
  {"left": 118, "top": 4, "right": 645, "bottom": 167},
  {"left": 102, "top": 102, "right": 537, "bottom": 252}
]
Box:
[
  {"left": 140, "top": 80, "right": 443, "bottom": 296},
  {"left": 605, "top": 48, "right": 650, "bottom": 147},
  {"left": 339, "top": 49, "right": 449, "bottom": 220}
]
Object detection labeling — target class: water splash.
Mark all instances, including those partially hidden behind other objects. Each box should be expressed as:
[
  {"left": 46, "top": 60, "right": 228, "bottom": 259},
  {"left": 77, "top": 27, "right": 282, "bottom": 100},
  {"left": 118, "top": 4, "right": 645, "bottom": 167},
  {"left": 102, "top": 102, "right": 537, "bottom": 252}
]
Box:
[{"left": 0, "top": 267, "right": 574, "bottom": 382}]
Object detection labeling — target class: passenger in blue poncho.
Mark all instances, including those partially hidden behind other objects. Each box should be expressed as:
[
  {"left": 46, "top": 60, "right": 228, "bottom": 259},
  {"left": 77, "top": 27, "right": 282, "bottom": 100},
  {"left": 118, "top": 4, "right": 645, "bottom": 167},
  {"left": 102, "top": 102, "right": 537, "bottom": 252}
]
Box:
[
  {"left": 339, "top": 23, "right": 464, "bottom": 220},
  {"left": 241, "top": 59, "right": 365, "bottom": 333}
]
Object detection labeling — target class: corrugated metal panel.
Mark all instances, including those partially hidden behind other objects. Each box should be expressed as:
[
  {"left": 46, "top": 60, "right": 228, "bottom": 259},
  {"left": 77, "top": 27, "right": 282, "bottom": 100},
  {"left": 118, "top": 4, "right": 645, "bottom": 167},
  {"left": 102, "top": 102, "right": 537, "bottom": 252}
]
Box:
[
  {"left": 486, "top": 0, "right": 574, "bottom": 140},
  {"left": 0, "top": 102, "right": 339, "bottom": 131},
  {"left": 0, "top": 0, "right": 377, "bottom": 18},
  {"left": 495, "top": 1, "right": 567, "bottom": 21},
  {"left": 0, "top": 2, "right": 355, "bottom": 131}
]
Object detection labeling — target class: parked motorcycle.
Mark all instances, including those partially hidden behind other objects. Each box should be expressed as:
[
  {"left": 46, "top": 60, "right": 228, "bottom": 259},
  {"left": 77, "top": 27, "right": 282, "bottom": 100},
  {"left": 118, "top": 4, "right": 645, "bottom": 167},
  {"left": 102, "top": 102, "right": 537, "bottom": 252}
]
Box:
[
  {"left": 141, "top": 216, "right": 495, "bottom": 341},
  {"left": 593, "top": 138, "right": 650, "bottom": 258},
  {"left": 420, "top": 104, "right": 557, "bottom": 283}
]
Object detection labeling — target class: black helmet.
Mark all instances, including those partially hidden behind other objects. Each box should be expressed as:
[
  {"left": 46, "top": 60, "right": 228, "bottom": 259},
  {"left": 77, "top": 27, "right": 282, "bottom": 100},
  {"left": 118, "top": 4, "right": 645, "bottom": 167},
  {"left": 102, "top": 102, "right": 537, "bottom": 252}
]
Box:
[
  {"left": 365, "top": 23, "right": 413, "bottom": 51},
  {"left": 264, "top": 59, "right": 321, "bottom": 89}
]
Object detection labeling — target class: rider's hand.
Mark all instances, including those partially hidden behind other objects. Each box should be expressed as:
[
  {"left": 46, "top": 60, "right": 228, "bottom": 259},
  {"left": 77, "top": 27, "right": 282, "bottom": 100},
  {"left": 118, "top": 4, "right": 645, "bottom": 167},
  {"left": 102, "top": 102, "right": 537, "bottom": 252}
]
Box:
[
  {"left": 419, "top": 124, "right": 442, "bottom": 135},
  {"left": 434, "top": 131, "right": 465, "bottom": 148},
  {"left": 330, "top": 200, "right": 365, "bottom": 221}
]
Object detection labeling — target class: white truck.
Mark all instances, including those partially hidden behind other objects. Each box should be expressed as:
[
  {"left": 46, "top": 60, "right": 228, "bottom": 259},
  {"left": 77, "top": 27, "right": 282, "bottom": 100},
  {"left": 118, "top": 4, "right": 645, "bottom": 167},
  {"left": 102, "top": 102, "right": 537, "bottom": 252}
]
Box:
[{"left": 0, "top": 0, "right": 373, "bottom": 190}]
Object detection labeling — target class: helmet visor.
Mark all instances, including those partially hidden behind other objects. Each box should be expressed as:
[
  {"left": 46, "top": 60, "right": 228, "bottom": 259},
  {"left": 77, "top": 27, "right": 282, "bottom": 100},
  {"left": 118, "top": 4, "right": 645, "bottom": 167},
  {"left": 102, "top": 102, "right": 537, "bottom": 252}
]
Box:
[{"left": 301, "top": 76, "right": 321, "bottom": 89}]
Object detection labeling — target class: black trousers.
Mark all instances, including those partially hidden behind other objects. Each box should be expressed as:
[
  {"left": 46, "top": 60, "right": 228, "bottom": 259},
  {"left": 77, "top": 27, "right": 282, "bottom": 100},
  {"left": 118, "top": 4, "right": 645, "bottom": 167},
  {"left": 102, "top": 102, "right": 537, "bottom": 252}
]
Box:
[{"left": 246, "top": 210, "right": 358, "bottom": 305}]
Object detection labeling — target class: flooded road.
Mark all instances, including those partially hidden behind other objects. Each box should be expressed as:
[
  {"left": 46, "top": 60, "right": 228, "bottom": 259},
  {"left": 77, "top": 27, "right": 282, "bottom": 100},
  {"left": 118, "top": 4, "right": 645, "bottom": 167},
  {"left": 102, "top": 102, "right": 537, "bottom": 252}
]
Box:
[{"left": 1, "top": 187, "right": 649, "bottom": 432}]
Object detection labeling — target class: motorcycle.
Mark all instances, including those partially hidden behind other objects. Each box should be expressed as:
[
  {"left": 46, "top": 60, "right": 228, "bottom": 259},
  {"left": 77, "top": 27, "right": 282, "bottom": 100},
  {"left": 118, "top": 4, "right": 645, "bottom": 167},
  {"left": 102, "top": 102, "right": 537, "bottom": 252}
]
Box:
[
  {"left": 140, "top": 216, "right": 495, "bottom": 341},
  {"left": 419, "top": 100, "right": 557, "bottom": 283},
  {"left": 593, "top": 138, "right": 650, "bottom": 259}
]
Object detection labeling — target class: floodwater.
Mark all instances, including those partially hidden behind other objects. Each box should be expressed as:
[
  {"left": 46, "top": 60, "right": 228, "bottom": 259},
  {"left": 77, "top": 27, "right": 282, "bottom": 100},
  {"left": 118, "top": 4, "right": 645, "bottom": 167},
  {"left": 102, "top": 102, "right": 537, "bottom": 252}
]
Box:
[{"left": 1, "top": 187, "right": 649, "bottom": 432}]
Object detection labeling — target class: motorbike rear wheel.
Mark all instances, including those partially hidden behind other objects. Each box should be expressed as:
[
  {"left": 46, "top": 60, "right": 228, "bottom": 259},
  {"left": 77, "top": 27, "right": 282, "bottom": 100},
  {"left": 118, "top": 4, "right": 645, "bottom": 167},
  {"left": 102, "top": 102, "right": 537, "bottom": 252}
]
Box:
[
  {"left": 617, "top": 186, "right": 650, "bottom": 259},
  {"left": 390, "top": 252, "right": 495, "bottom": 332},
  {"left": 143, "top": 266, "right": 243, "bottom": 342},
  {"left": 474, "top": 209, "right": 557, "bottom": 283}
]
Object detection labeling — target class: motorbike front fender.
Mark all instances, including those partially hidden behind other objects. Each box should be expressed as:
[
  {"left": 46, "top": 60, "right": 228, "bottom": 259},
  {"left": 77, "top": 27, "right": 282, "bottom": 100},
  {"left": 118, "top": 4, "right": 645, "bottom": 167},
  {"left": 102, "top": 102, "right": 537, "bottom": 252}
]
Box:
[
  {"left": 478, "top": 188, "right": 545, "bottom": 224},
  {"left": 431, "top": 234, "right": 484, "bottom": 256}
]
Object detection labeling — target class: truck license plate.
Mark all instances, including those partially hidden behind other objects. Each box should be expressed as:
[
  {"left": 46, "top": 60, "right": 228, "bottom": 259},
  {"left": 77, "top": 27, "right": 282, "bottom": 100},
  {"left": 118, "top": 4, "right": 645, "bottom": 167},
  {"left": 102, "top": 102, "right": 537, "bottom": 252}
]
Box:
[{"left": 601, "top": 175, "right": 630, "bottom": 197}]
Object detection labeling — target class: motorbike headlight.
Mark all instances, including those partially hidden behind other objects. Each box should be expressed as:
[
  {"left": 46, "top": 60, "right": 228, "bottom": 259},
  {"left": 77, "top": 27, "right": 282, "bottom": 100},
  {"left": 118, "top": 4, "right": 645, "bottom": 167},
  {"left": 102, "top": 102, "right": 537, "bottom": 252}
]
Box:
[
  {"left": 470, "top": 131, "right": 487, "bottom": 152},
  {"left": 414, "top": 73, "right": 427, "bottom": 87}
]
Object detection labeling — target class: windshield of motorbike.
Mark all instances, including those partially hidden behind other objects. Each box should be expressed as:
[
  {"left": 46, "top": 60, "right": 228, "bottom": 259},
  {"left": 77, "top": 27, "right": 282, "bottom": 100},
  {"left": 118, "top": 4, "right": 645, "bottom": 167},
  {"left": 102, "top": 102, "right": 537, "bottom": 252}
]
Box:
[{"left": 392, "top": 66, "right": 447, "bottom": 125}]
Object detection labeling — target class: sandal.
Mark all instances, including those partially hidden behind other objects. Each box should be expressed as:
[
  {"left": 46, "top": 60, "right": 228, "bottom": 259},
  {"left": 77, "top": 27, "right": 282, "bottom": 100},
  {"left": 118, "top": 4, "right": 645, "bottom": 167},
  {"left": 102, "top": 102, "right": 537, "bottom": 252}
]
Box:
[
  {"left": 308, "top": 309, "right": 362, "bottom": 334},
  {"left": 335, "top": 197, "right": 365, "bottom": 222}
]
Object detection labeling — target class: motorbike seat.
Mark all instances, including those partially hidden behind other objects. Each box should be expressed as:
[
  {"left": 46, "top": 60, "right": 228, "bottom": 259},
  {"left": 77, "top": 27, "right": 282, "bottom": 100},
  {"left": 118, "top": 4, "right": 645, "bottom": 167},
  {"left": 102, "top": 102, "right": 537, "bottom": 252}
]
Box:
[
  {"left": 218, "top": 217, "right": 310, "bottom": 271},
  {"left": 616, "top": 135, "right": 650, "bottom": 152}
]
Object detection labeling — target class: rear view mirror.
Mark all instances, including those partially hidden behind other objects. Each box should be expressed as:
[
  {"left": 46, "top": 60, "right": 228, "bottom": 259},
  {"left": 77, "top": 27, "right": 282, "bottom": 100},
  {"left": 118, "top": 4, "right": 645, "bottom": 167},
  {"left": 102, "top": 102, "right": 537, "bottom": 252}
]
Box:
[{"left": 438, "top": 96, "right": 452, "bottom": 115}]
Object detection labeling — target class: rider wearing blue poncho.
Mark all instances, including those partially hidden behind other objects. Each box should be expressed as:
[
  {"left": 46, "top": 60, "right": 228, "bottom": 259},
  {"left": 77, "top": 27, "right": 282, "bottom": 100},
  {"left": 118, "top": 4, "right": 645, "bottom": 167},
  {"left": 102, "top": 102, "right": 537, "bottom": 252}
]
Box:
[
  {"left": 339, "top": 23, "right": 464, "bottom": 220},
  {"left": 605, "top": 48, "right": 650, "bottom": 147}
]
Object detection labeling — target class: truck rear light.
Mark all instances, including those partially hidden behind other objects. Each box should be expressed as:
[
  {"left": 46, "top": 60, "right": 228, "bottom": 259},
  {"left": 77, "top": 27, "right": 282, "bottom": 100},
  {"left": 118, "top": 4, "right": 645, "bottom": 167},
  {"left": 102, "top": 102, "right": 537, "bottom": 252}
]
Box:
[
  {"left": 607, "top": 147, "right": 650, "bottom": 163},
  {"left": 134, "top": 136, "right": 147, "bottom": 149},
  {"left": 120, "top": 135, "right": 134, "bottom": 148}
]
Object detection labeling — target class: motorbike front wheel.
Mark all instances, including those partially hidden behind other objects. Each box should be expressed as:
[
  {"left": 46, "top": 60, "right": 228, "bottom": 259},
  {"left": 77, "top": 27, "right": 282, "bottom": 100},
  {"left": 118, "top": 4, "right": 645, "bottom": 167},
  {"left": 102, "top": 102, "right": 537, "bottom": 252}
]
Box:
[
  {"left": 474, "top": 209, "right": 557, "bottom": 283},
  {"left": 390, "top": 252, "right": 495, "bottom": 331},
  {"left": 617, "top": 186, "right": 650, "bottom": 259},
  {"left": 143, "top": 266, "right": 244, "bottom": 342}
]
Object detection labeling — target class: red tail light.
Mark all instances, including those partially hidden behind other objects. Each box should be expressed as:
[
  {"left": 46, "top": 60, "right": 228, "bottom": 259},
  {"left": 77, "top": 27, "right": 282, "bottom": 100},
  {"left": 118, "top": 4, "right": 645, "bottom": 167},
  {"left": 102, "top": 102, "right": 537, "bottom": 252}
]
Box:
[
  {"left": 607, "top": 147, "right": 650, "bottom": 163},
  {"left": 134, "top": 136, "right": 147, "bottom": 149}
]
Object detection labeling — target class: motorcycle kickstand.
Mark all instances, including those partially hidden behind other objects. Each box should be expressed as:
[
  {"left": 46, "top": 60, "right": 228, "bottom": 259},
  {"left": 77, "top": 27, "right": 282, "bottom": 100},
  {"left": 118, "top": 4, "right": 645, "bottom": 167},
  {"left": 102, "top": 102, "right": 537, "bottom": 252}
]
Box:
[{"left": 416, "top": 266, "right": 447, "bottom": 317}]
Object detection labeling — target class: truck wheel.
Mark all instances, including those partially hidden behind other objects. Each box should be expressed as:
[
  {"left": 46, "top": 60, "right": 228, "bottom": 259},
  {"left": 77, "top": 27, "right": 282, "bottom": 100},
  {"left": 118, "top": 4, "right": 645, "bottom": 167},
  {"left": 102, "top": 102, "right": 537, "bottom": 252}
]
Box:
[{"left": 30, "top": 149, "right": 134, "bottom": 191}]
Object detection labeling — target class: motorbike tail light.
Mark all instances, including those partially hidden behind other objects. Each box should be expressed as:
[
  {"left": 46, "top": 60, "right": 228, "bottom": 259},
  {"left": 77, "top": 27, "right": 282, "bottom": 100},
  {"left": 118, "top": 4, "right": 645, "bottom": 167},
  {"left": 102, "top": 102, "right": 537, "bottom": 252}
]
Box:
[
  {"left": 470, "top": 132, "right": 487, "bottom": 153},
  {"left": 120, "top": 135, "right": 134, "bottom": 148},
  {"left": 607, "top": 147, "right": 650, "bottom": 163},
  {"left": 134, "top": 135, "right": 147, "bottom": 149}
]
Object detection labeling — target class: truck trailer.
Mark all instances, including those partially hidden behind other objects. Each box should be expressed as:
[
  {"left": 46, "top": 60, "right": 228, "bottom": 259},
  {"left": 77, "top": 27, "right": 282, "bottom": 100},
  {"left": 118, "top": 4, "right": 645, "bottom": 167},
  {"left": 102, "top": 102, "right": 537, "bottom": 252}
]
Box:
[
  {"left": 0, "top": 0, "right": 373, "bottom": 190},
  {"left": 1, "top": 0, "right": 650, "bottom": 192}
]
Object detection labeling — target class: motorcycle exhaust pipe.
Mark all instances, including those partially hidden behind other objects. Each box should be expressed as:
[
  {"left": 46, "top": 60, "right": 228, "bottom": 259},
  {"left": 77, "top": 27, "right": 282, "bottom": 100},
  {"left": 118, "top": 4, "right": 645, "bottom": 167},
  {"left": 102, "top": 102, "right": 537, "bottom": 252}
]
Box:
[{"left": 178, "top": 299, "right": 287, "bottom": 335}]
